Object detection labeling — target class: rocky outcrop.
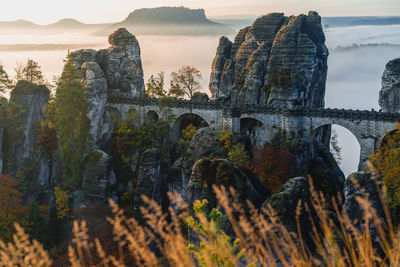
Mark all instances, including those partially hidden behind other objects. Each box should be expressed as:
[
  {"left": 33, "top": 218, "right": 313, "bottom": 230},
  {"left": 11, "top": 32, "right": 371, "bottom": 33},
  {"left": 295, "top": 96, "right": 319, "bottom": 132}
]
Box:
[
  {"left": 166, "top": 157, "right": 188, "bottom": 200},
  {"left": 181, "top": 127, "right": 226, "bottom": 176},
  {"left": 188, "top": 158, "right": 270, "bottom": 208},
  {"left": 209, "top": 11, "right": 328, "bottom": 108},
  {"left": 96, "top": 28, "right": 144, "bottom": 98},
  {"left": 209, "top": 37, "right": 232, "bottom": 98},
  {"left": 134, "top": 149, "right": 163, "bottom": 221},
  {"left": 309, "top": 141, "right": 345, "bottom": 202},
  {"left": 263, "top": 177, "right": 310, "bottom": 232},
  {"left": 188, "top": 158, "right": 270, "bottom": 234},
  {"left": 68, "top": 28, "right": 145, "bottom": 147},
  {"left": 192, "top": 92, "right": 210, "bottom": 102},
  {"left": 81, "top": 62, "right": 107, "bottom": 142},
  {"left": 7, "top": 80, "right": 50, "bottom": 175},
  {"left": 344, "top": 172, "right": 384, "bottom": 223},
  {"left": 379, "top": 58, "right": 400, "bottom": 112},
  {"left": 82, "top": 150, "right": 113, "bottom": 201}
]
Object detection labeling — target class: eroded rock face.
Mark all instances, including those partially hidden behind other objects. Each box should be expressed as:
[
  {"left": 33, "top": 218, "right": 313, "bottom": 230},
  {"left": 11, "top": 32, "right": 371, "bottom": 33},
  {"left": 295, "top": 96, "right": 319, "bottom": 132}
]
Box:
[
  {"left": 82, "top": 150, "right": 113, "bottom": 201},
  {"left": 134, "top": 149, "right": 163, "bottom": 221},
  {"left": 344, "top": 172, "right": 384, "bottom": 222},
  {"left": 188, "top": 158, "right": 270, "bottom": 235},
  {"left": 181, "top": 127, "right": 226, "bottom": 176},
  {"left": 81, "top": 62, "right": 107, "bottom": 143},
  {"left": 96, "top": 28, "right": 144, "bottom": 97},
  {"left": 209, "top": 37, "right": 232, "bottom": 98},
  {"left": 379, "top": 58, "right": 400, "bottom": 112},
  {"left": 309, "top": 141, "right": 345, "bottom": 203},
  {"left": 209, "top": 11, "right": 328, "bottom": 108},
  {"left": 8, "top": 81, "right": 50, "bottom": 175},
  {"left": 263, "top": 177, "right": 310, "bottom": 232},
  {"left": 192, "top": 92, "right": 210, "bottom": 102},
  {"left": 68, "top": 28, "right": 145, "bottom": 147}
]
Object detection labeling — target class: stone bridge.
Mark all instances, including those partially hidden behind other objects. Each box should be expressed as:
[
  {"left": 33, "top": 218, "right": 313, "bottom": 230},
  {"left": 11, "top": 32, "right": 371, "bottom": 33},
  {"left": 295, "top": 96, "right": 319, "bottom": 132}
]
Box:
[{"left": 108, "top": 95, "right": 400, "bottom": 169}]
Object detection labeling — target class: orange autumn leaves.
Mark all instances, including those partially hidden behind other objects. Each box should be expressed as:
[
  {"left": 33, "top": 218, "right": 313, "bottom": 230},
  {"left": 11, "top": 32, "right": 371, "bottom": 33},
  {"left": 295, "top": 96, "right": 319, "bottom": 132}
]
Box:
[{"left": 251, "top": 144, "right": 296, "bottom": 193}]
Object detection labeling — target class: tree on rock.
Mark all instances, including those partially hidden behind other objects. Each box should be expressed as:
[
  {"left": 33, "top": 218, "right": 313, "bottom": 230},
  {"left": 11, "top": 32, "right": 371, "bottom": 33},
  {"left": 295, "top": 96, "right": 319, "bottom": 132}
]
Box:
[
  {"left": 146, "top": 71, "right": 167, "bottom": 98},
  {"left": 0, "top": 65, "right": 13, "bottom": 93},
  {"left": 53, "top": 55, "right": 90, "bottom": 188},
  {"left": 22, "top": 59, "right": 45, "bottom": 85},
  {"left": 169, "top": 65, "right": 202, "bottom": 100}
]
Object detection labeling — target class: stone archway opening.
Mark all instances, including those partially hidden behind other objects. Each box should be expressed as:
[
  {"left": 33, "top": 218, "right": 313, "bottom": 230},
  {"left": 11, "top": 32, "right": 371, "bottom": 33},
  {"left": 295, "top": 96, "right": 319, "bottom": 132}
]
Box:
[
  {"left": 310, "top": 124, "right": 361, "bottom": 177},
  {"left": 146, "top": 110, "right": 159, "bottom": 124},
  {"left": 240, "top": 118, "right": 265, "bottom": 147},
  {"left": 170, "top": 113, "right": 209, "bottom": 144}
]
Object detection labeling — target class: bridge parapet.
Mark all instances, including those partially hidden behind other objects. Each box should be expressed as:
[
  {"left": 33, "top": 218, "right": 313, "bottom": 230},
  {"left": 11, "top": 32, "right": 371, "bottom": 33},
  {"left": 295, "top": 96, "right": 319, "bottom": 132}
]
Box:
[{"left": 107, "top": 95, "right": 400, "bottom": 122}]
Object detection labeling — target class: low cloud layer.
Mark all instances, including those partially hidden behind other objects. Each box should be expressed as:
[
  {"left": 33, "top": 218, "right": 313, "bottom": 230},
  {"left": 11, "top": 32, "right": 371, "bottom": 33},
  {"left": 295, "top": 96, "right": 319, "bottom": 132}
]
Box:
[{"left": 0, "top": 24, "right": 399, "bottom": 176}]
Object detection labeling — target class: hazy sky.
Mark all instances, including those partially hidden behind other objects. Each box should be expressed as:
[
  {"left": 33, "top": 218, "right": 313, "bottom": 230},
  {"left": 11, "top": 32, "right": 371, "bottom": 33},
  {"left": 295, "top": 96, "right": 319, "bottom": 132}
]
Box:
[{"left": 1, "top": 0, "right": 399, "bottom": 24}]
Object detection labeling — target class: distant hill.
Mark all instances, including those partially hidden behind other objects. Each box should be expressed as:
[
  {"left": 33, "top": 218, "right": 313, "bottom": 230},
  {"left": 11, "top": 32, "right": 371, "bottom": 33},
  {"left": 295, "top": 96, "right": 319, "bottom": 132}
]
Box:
[
  {"left": 209, "top": 17, "right": 257, "bottom": 31},
  {"left": 332, "top": 43, "right": 400, "bottom": 52},
  {"left": 322, "top": 16, "right": 400, "bottom": 28},
  {"left": 0, "top": 18, "right": 111, "bottom": 34},
  {"left": 96, "top": 7, "right": 235, "bottom": 36}
]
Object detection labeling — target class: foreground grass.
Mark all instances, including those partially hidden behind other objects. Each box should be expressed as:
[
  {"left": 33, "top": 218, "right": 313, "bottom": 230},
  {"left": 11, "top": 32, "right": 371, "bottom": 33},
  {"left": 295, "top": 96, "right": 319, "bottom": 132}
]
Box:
[{"left": 0, "top": 179, "right": 399, "bottom": 267}]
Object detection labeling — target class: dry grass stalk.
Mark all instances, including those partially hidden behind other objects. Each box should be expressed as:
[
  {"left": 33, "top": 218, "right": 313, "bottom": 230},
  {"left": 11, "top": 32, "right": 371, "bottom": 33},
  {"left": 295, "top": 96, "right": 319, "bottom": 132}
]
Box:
[{"left": 0, "top": 177, "right": 399, "bottom": 266}]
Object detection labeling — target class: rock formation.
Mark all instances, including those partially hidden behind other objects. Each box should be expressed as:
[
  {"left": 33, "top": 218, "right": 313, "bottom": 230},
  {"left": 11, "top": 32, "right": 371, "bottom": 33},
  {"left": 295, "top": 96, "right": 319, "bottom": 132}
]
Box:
[
  {"left": 188, "top": 158, "right": 270, "bottom": 235},
  {"left": 344, "top": 172, "right": 385, "bottom": 222},
  {"left": 309, "top": 141, "right": 345, "bottom": 202},
  {"left": 96, "top": 28, "right": 144, "bottom": 98},
  {"left": 69, "top": 28, "right": 145, "bottom": 147},
  {"left": 209, "top": 11, "right": 328, "bottom": 108},
  {"left": 134, "top": 149, "right": 163, "bottom": 221},
  {"left": 7, "top": 81, "right": 50, "bottom": 175},
  {"left": 82, "top": 150, "right": 113, "bottom": 201},
  {"left": 81, "top": 62, "right": 108, "bottom": 142},
  {"left": 263, "top": 177, "right": 310, "bottom": 232},
  {"left": 379, "top": 58, "right": 400, "bottom": 112},
  {"left": 192, "top": 92, "right": 210, "bottom": 102},
  {"left": 181, "top": 127, "right": 226, "bottom": 177}
]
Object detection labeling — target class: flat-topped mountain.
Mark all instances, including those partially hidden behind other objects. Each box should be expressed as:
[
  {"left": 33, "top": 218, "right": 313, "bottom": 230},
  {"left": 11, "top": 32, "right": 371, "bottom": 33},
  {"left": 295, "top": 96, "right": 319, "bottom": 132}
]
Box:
[
  {"left": 96, "top": 6, "right": 234, "bottom": 36},
  {"left": 124, "top": 7, "right": 215, "bottom": 25}
]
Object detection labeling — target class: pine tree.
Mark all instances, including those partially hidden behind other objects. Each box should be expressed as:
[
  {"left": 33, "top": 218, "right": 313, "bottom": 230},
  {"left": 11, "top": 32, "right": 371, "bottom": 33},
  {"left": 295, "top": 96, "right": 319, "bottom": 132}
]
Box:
[
  {"left": 0, "top": 65, "right": 13, "bottom": 93},
  {"left": 330, "top": 129, "right": 342, "bottom": 164},
  {"left": 146, "top": 71, "right": 167, "bottom": 98},
  {"left": 22, "top": 59, "right": 45, "bottom": 85},
  {"left": 54, "top": 55, "right": 90, "bottom": 188}
]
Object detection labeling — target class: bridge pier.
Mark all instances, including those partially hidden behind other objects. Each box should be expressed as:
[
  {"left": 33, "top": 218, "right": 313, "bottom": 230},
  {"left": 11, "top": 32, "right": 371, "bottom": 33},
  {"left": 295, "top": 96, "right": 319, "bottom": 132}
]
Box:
[
  {"left": 358, "top": 138, "right": 377, "bottom": 171},
  {"left": 230, "top": 107, "right": 242, "bottom": 134}
]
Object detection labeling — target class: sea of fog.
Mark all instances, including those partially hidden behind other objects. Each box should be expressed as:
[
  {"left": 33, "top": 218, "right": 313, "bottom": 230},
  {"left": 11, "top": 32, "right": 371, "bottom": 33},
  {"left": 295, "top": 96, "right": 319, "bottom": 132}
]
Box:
[{"left": 0, "top": 24, "right": 399, "bottom": 176}]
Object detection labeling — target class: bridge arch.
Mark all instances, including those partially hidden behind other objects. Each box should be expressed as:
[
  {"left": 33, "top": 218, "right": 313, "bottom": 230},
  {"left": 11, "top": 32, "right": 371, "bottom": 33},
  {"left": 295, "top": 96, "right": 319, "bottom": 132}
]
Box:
[
  {"left": 309, "top": 123, "right": 361, "bottom": 176},
  {"left": 145, "top": 110, "right": 159, "bottom": 124},
  {"left": 240, "top": 117, "right": 266, "bottom": 147},
  {"left": 170, "top": 113, "right": 209, "bottom": 143}
]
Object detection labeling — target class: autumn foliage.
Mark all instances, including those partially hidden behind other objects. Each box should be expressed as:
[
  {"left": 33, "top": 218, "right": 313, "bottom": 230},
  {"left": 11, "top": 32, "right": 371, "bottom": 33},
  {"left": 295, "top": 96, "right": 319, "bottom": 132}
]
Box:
[
  {"left": 369, "top": 124, "right": 400, "bottom": 224},
  {"left": 37, "top": 122, "right": 58, "bottom": 158},
  {"left": 0, "top": 174, "right": 27, "bottom": 241},
  {"left": 251, "top": 144, "right": 296, "bottom": 193}
]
